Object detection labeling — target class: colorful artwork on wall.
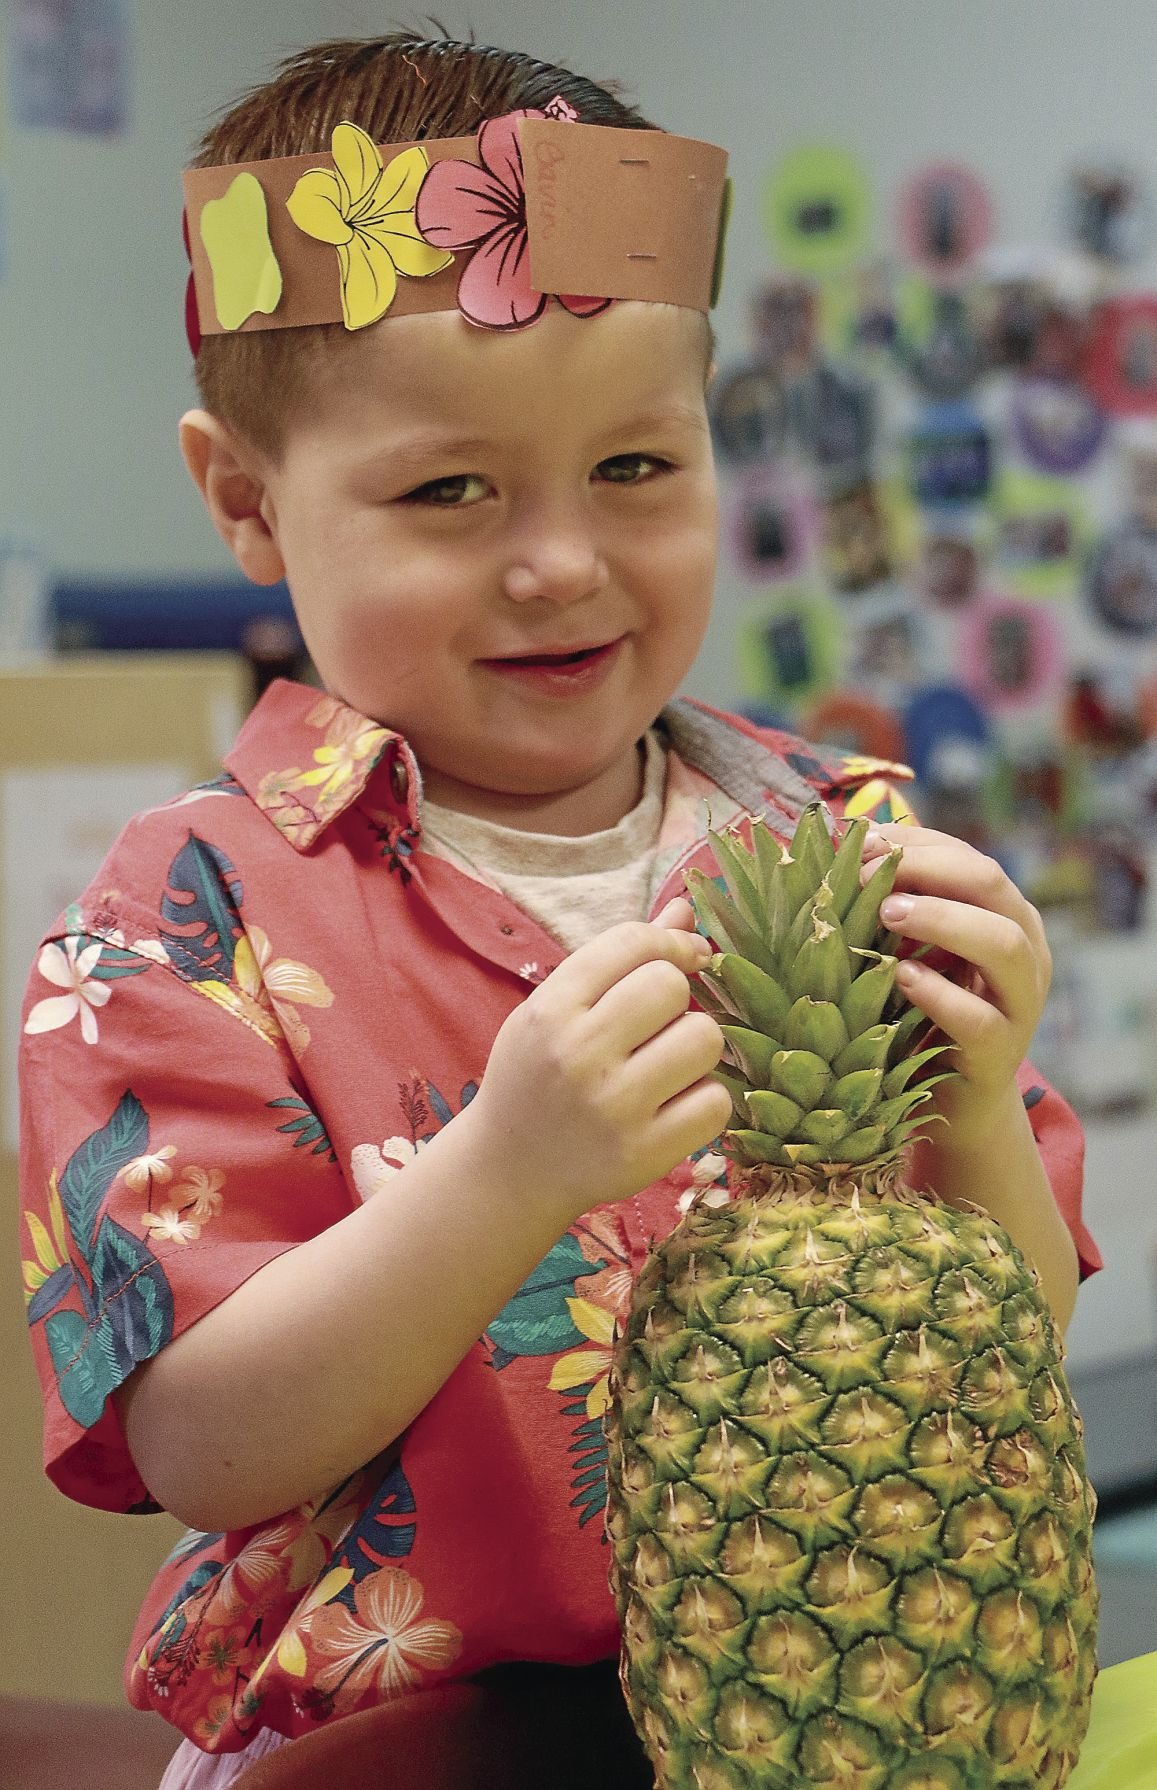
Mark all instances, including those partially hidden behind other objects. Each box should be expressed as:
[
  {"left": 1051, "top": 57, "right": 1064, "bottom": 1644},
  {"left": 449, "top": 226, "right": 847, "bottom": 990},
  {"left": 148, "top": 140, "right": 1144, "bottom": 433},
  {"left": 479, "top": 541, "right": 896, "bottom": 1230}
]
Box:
[{"left": 718, "top": 150, "right": 1157, "bottom": 1112}]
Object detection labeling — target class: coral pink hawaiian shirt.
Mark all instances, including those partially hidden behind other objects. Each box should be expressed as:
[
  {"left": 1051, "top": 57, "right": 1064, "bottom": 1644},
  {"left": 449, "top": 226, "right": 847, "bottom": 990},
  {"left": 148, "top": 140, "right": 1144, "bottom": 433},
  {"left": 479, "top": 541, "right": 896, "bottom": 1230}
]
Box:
[{"left": 18, "top": 680, "right": 1101, "bottom": 1755}]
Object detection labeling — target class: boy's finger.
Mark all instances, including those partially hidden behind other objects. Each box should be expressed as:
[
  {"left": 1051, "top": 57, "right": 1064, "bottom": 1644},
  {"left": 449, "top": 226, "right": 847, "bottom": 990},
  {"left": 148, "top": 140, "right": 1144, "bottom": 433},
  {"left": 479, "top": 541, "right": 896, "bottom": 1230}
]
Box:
[
  {"left": 892, "top": 957, "right": 1007, "bottom": 1057},
  {"left": 884, "top": 893, "right": 1041, "bottom": 1020},
  {"left": 655, "top": 896, "right": 695, "bottom": 928},
  {"left": 869, "top": 841, "right": 1047, "bottom": 951},
  {"left": 546, "top": 917, "right": 710, "bottom": 1012}
]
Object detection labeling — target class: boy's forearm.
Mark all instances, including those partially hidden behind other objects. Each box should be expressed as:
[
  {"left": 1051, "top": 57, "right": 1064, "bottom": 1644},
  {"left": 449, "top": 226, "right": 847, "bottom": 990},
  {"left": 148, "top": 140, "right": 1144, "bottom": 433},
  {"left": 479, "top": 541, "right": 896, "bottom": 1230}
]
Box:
[
  {"left": 908, "top": 1085, "right": 1079, "bottom": 1332},
  {"left": 116, "top": 1117, "right": 572, "bottom": 1532}
]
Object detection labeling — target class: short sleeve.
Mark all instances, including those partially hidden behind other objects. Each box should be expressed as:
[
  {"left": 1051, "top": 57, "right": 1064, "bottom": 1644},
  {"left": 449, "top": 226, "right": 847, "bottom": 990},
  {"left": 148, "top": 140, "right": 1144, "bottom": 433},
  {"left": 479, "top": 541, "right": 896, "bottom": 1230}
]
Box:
[
  {"left": 18, "top": 927, "right": 353, "bottom": 1513},
  {"left": 1017, "top": 1061, "right": 1102, "bottom": 1282}
]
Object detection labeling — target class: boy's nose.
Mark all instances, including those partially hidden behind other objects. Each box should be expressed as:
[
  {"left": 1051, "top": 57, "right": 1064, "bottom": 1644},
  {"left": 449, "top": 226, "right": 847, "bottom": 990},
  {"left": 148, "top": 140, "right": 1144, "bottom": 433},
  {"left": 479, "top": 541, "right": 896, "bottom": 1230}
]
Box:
[{"left": 501, "top": 528, "right": 610, "bottom": 604}]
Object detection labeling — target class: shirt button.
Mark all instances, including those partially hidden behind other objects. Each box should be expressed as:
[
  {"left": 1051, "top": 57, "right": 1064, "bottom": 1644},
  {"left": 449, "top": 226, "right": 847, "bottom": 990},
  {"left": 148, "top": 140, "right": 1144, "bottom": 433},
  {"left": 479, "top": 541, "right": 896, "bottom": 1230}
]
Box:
[{"left": 390, "top": 758, "right": 409, "bottom": 803}]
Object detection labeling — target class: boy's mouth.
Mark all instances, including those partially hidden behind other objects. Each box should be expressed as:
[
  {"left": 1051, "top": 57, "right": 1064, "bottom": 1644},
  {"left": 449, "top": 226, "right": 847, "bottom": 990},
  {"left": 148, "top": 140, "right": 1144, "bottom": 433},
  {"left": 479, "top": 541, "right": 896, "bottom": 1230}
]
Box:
[
  {"left": 479, "top": 636, "right": 625, "bottom": 692},
  {"left": 485, "top": 636, "right": 622, "bottom": 666}
]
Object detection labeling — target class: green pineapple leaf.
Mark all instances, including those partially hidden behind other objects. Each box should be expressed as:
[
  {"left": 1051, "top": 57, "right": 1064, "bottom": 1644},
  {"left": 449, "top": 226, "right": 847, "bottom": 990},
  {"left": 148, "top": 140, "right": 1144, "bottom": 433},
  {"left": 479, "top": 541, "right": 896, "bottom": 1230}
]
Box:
[
  {"left": 784, "top": 997, "right": 850, "bottom": 1062},
  {"left": 796, "top": 1108, "right": 853, "bottom": 1149},
  {"left": 893, "top": 1004, "right": 934, "bottom": 1054},
  {"left": 790, "top": 802, "right": 837, "bottom": 887},
  {"left": 709, "top": 1066, "right": 750, "bottom": 1125},
  {"left": 830, "top": 1067, "right": 885, "bottom": 1123},
  {"left": 786, "top": 908, "right": 853, "bottom": 1005},
  {"left": 873, "top": 1087, "right": 938, "bottom": 1133},
  {"left": 824, "top": 816, "right": 870, "bottom": 921},
  {"left": 842, "top": 847, "right": 903, "bottom": 955},
  {"left": 717, "top": 954, "right": 792, "bottom": 1039},
  {"left": 750, "top": 820, "right": 807, "bottom": 945},
  {"left": 685, "top": 869, "right": 779, "bottom": 978},
  {"left": 720, "top": 1024, "right": 780, "bottom": 1087},
  {"left": 826, "top": 1122, "right": 888, "bottom": 1164},
  {"left": 705, "top": 824, "right": 765, "bottom": 933},
  {"left": 692, "top": 969, "right": 742, "bottom": 1025},
  {"left": 724, "top": 1129, "right": 791, "bottom": 1166},
  {"left": 746, "top": 1088, "right": 805, "bottom": 1137},
  {"left": 833, "top": 1023, "right": 897, "bottom": 1078},
  {"left": 769, "top": 1048, "right": 831, "bottom": 1109},
  {"left": 881, "top": 1046, "right": 958, "bottom": 1098},
  {"left": 841, "top": 953, "right": 898, "bottom": 1034}
]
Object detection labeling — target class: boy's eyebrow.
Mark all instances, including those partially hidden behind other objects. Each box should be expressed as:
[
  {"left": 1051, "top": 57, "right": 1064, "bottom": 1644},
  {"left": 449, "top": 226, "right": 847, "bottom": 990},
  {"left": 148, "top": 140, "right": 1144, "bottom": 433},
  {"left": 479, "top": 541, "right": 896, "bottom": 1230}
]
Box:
[{"left": 357, "top": 406, "right": 708, "bottom": 478}]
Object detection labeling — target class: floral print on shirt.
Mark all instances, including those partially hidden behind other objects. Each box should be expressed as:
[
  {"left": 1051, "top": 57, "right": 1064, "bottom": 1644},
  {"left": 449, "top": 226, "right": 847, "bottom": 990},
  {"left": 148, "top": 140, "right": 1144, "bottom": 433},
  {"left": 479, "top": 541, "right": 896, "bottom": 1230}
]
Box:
[{"left": 16, "top": 678, "right": 1099, "bottom": 1755}]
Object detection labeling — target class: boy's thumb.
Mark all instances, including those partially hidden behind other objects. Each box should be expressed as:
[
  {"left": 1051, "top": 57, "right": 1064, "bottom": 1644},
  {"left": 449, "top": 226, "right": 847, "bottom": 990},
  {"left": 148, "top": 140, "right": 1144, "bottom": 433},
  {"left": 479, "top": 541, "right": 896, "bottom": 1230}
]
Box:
[{"left": 655, "top": 895, "right": 696, "bottom": 929}]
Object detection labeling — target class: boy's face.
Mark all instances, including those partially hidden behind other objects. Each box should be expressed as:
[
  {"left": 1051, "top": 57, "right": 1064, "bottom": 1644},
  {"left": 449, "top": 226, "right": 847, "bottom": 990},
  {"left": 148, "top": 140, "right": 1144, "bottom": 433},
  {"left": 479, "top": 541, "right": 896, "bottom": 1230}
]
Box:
[{"left": 205, "top": 301, "right": 717, "bottom": 824}]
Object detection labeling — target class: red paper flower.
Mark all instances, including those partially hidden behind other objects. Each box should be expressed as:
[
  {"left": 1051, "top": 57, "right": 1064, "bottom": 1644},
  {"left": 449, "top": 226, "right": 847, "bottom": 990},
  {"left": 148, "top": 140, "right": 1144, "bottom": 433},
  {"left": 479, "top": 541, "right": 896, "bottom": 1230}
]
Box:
[
  {"left": 182, "top": 209, "right": 202, "bottom": 356},
  {"left": 415, "top": 101, "right": 612, "bottom": 331}
]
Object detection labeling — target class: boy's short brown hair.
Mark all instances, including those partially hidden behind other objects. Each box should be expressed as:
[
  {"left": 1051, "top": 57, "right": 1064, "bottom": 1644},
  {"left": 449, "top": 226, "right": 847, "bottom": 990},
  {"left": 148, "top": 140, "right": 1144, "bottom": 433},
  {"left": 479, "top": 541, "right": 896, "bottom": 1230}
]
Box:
[{"left": 190, "top": 33, "right": 664, "bottom": 457}]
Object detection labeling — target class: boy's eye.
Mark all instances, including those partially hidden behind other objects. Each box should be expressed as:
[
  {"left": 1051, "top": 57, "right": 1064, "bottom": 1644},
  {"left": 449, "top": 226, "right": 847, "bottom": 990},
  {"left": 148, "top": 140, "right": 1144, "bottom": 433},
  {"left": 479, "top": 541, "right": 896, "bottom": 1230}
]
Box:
[
  {"left": 403, "top": 473, "right": 489, "bottom": 507},
  {"left": 597, "top": 453, "right": 671, "bottom": 483},
  {"left": 400, "top": 453, "right": 671, "bottom": 506}
]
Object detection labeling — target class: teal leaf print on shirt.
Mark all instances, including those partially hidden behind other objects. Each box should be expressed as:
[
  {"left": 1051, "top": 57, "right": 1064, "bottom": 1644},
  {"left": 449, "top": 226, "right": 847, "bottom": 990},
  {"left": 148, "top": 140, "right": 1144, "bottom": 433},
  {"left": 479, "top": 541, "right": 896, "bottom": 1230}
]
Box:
[
  {"left": 59, "top": 911, "right": 154, "bottom": 981},
  {"left": 60, "top": 1089, "right": 149, "bottom": 1254},
  {"left": 558, "top": 1390, "right": 609, "bottom": 1529},
  {"left": 150, "top": 1560, "right": 225, "bottom": 1639},
  {"left": 332, "top": 1452, "right": 418, "bottom": 1595},
  {"left": 268, "top": 1094, "right": 337, "bottom": 1162},
  {"left": 484, "top": 1231, "right": 608, "bottom": 1371},
  {"left": 160, "top": 834, "right": 244, "bottom": 982},
  {"left": 27, "top": 1092, "right": 175, "bottom": 1429}
]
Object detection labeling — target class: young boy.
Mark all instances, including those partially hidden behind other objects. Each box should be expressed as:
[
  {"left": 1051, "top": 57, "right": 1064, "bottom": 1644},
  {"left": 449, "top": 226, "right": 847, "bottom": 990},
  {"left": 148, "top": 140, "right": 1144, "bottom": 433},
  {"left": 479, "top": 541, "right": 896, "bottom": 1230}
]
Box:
[{"left": 18, "top": 31, "right": 1100, "bottom": 1785}]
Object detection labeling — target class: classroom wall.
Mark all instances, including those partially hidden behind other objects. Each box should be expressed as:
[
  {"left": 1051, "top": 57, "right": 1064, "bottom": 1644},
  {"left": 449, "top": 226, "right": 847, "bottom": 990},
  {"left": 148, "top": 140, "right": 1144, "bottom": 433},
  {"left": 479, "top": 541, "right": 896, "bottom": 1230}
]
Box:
[
  {"left": 5, "top": 0, "right": 1157, "bottom": 1704},
  {"left": 8, "top": 0, "right": 1157, "bottom": 600}
]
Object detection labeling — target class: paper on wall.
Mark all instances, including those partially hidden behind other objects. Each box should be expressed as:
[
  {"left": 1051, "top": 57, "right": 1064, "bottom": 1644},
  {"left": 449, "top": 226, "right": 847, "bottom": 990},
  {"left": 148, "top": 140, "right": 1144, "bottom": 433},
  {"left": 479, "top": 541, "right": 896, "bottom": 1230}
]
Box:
[{"left": 2, "top": 762, "right": 185, "bottom": 1152}]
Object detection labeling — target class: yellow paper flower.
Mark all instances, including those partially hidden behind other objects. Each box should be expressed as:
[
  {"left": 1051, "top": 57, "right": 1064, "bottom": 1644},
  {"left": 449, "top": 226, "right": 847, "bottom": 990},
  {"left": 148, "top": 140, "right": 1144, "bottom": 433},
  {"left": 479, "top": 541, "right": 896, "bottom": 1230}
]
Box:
[
  {"left": 286, "top": 124, "right": 453, "bottom": 330},
  {"left": 198, "top": 172, "right": 283, "bottom": 331}
]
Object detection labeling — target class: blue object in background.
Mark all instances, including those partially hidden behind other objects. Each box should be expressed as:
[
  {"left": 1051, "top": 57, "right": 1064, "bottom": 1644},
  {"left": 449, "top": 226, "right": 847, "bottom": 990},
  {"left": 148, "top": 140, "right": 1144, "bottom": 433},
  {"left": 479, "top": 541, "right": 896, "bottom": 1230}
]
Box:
[
  {"left": 52, "top": 578, "right": 302, "bottom": 655},
  {"left": 901, "top": 682, "right": 991, "bottom": 785}
]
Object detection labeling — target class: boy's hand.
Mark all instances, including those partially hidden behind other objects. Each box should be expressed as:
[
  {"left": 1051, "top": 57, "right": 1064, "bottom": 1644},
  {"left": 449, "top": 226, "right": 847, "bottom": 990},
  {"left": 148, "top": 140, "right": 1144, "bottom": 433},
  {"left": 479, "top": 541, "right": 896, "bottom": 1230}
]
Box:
[
  {"left": 464, "top": 897, "right": 730, "bottom": 1222},
  {"left": 858, "top": 823, "right": 1052, "bottom": 1151}
]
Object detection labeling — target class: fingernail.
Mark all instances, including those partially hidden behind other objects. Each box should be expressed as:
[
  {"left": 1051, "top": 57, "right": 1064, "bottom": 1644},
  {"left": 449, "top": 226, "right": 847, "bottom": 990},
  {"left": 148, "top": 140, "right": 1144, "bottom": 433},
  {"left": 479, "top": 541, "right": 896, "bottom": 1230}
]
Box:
[
  {"left": 863, "top": 829, "right": 887, "bottom": 853},
  {"left": 880, "top": 895, "right": 913, "bottom": 923},
  {"left": 896, "top": 959, "right": 920, "bottom": 987},
  {"left": 692, "top": 934, "right": 714, "bottom": 956}
]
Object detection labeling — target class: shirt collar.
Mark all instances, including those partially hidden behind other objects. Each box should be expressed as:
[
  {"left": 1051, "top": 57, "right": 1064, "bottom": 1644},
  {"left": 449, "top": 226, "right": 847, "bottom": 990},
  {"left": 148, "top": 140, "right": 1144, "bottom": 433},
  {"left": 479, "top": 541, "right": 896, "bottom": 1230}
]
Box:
[{"left": 225, "top": 677, "right": 911, "bottom": 853}]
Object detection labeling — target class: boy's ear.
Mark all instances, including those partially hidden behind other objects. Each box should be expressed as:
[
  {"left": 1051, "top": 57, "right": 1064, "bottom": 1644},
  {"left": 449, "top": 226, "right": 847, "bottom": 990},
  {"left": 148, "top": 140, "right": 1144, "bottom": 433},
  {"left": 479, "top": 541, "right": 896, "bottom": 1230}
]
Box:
[{"left": 178, "top": 410, "right": 286, "bottom": 587}]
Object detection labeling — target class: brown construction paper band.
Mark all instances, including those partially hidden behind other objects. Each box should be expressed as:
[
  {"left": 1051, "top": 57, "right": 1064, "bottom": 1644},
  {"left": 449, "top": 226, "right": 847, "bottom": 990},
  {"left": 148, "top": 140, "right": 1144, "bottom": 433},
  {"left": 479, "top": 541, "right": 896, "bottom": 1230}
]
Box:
[
  {"left": 182, "top": 120, "right": 729, "bottom": 336},
  {"left": 520, "top": 119, "right": 728, "bottom": 314}
]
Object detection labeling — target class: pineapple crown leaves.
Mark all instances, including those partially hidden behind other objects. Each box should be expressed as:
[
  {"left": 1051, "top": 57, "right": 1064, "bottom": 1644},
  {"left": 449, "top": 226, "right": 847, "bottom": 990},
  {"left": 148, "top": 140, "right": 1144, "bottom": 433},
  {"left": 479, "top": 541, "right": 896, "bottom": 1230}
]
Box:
[{"left": 688, "top": 802, "right": 964, "bottom": 1173}]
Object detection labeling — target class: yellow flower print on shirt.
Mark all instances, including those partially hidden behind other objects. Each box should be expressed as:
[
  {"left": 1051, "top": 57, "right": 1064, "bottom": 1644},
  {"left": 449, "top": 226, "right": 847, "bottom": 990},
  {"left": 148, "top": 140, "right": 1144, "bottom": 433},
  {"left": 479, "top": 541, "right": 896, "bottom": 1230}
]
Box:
[
  {"left": 286, "top": 125, "right": 452, "bottom": 330},
  {"left": 196, "top": 926, "right": 334, "bottom": 1055},
  {"left": 21, "top": 1170, "right": 69, "bottom": 1305},
  {"left": 256, "top": 697, "right": 391, "bottom": 847},
  {"left": 549, "top": 1297, "right": 618, "bottom": 1420},
  {"left": 842, "top": 778, "right": 916, "bottom": 825}
]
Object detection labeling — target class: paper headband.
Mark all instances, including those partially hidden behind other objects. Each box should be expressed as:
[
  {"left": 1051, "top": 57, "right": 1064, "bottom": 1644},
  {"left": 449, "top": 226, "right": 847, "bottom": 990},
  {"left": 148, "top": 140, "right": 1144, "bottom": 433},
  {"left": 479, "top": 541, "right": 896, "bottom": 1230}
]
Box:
[{"left": 182, "top": 98, "right": 731, "bottom": 344}]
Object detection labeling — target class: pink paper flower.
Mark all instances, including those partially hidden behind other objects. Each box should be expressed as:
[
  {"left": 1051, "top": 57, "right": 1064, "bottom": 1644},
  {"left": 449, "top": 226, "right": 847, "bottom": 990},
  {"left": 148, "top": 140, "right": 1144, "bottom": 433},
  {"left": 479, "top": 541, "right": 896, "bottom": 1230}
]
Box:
[{"left": 415, "top": 102, "right": 612, "bottom": 331}]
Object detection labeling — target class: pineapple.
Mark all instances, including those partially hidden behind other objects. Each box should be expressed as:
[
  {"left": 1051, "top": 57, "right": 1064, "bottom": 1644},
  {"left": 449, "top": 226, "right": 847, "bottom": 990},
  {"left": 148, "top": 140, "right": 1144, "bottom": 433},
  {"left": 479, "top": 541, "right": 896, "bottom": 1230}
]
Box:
[{"left": 604, "top": 803, "right": 1097, "bottom": 1790}]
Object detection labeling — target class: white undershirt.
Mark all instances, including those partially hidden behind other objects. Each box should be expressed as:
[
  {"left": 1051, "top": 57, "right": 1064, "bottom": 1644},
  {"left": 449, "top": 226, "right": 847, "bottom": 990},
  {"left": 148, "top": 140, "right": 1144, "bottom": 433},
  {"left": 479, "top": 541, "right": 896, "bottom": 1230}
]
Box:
[{"left": 419, "top": 728, "right": 669, "bottom": 952}]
